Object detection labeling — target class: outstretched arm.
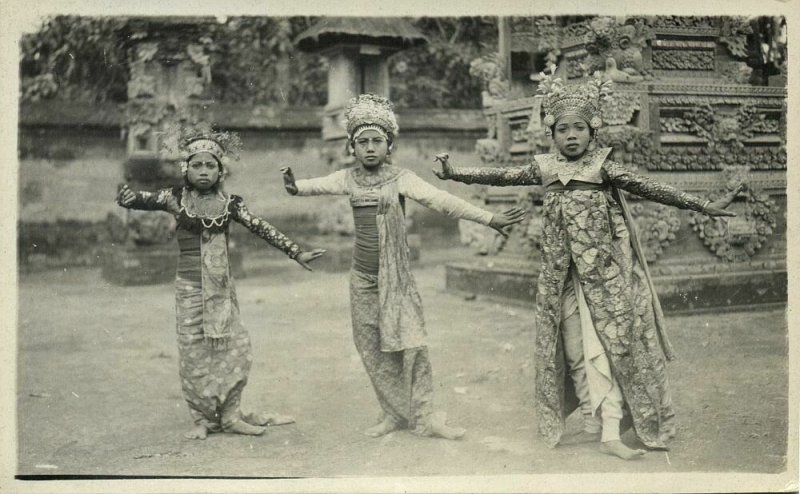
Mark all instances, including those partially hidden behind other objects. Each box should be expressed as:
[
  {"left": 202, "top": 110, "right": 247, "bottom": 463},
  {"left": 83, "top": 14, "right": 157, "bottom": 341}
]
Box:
[
  {"left": 231, "top": 196, "right": 325, "bottom": 270},
  {"left": 117, "top": 185, "right": 177, "bottom": 212},
  {"left": 399, "top": 171, "right": 525, "bottom": 237},
  {"left": 281, "top": 167, "right": 348, "bottom": 196},
  {"left": 603, "top": 161, "right": 739, "bottom": 217},
  {"left": 432, "top": 153, "right": 541, "bottom": 186}
]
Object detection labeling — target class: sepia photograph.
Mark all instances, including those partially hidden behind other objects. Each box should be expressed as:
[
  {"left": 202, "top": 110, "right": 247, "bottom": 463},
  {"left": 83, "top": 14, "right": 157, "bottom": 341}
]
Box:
[{"left": 1, "top": 1, "right": 797, "bottom": 492}]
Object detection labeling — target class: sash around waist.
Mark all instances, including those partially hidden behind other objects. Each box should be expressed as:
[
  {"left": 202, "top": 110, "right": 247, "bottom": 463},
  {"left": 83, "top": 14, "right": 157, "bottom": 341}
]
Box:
[{"left": 545, "top": 181, "right": 607, "bottom": 193}]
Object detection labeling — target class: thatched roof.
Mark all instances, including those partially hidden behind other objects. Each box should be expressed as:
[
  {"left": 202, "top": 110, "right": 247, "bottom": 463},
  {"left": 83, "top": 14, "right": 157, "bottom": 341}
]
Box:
[{"left": 295, "top": 17, "right": 427, "bottom": 52}]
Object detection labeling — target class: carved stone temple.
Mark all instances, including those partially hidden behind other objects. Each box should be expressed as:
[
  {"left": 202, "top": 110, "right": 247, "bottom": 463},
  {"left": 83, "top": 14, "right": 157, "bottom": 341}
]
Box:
[
  {"left": 447, "top": 16, "right": 787, "bottom": 312},
  {"left": 102, "top": 17, "right": 226, "bottom": 285}
]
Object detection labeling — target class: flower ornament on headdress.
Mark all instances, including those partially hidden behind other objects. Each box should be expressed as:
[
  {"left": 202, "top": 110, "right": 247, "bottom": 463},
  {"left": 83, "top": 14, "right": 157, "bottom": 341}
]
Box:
[
  {"left": 344, "top": 94, "right": 399, "bottom": 141},
  {"left": 538, "top": 64, "right": 614, "bottom": 130},
  {"left": 160, "top": 123, "right": 243, "bottom": 179}
]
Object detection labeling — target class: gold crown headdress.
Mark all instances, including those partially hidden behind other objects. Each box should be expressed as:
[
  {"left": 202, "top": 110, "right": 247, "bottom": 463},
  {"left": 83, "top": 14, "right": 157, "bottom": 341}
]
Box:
[
  {"left": 160, "top": 122, "right": 243, "bottom": 177},
  {"left": 537, "top": 65, "right": 613, "bottom": 129},
  {"left": 344, "top": 94, "right": 399, "bottom": 140}
]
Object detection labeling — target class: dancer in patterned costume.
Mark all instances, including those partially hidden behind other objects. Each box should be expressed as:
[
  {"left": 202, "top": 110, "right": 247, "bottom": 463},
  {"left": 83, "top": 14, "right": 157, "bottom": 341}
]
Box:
[
  {"left": 281, "top": 94, "right": 525, "bottom": 439},
  {"left": 434, "top": 72, "right": 739, "bottom": 458},
  {"left": 118, "top": 131, "right": 325, "bottom": 440}
]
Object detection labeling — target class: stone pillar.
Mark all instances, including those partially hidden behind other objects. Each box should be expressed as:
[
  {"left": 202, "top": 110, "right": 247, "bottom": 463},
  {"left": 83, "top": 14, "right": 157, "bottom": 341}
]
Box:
[{"left": 103, "top": 17, "right": 227, "bottom": 285}]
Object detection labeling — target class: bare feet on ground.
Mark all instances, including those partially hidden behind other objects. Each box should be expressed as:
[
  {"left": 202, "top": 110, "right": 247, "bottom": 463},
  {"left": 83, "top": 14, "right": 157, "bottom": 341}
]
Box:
[
  {"left": 599, "top": 440, "right": 646, "bottom": 460},
  {"left": 184, "top": 424, "right": 208, "bottom": 440},
  {"left": 365, "top": 416, "right": 400, "bottom": 437},
  {"left": 427, "top": 412, "right": 466, "bottom": 440},
  {"left": 428, "top": 422, "right": 467, "bottom": 440},
  {"left": 243, "top": 412, "right": 296, "bottom": 427},
  {"left": 225, "top": 420, "right": 267, "bottom": 436}
]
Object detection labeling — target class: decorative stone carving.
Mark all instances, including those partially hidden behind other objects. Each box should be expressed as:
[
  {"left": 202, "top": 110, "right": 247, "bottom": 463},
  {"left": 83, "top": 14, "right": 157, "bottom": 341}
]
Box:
[
  {"left": 719, "top": 17, "right": 753, "bottom": 59},
  {"left": 651, "top": 49, "right": 715, "bottom": 71},
  {"left": 519, "top": 204, "right": 544, "bottom": 258},
  {"left": 644, "top": 145, "right": 786, "bottom": 171},
  {"left": 583, "top": 17, "right": 653, "bottom": 81},
  {"left": 648, "top": 16, "right": 717, "bottom": 30},
  {"left": 596, "top": 126, "right": 654, "bottom": 168},
  {"left": 689, "top": 166, "right": 778, "bottom": 262},
  {"left": 719, "top": 61, "right": 754, "bottom": 84},
  {"left": 469, "top": 52, "right": 510, "bottom": 105},
  {"left": 601, "top": 92, "right": 640, "bottom": 125},
  {"left": 628, "top": 201, "right": 681, "bottom": 262},
  {"left": 561, "top": 20, "right": 590, "bottom": 39},
  {"left": 475, "top": 138, "right": 502, "bottom": 164},
  {"left": 459, "top": 218, "right": 506, "bottom": 256},
  {"left": 127, "top": 209, "right": 177, "bottom": 246}
]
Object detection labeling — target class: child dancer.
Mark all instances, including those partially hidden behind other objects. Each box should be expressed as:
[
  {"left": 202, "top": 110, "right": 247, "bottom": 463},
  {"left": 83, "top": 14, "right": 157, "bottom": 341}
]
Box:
[
  {"left": 281, "top": 94, "right": 525, "bottom": 439},
  {"left": 118, "top": 130, "right": 325, "bottom": 439},
  {"left": 433, "top": 72, "right": 739, "bottom": 458}
]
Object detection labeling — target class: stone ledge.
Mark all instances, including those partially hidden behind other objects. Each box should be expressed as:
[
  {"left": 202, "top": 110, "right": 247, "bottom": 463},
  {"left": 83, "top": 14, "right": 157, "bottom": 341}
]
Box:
[{"left": 445, "top": 261, "right": 787, "bottom": 315}]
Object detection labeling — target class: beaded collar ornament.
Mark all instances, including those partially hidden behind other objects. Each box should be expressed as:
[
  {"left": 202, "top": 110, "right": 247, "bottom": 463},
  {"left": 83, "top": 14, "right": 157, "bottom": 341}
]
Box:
[
  {"left": 538, "top": 65, "right": 614, "bottom": 130},
  {"left": 344, "top": 94, "right": 399, "bottom": 140}
]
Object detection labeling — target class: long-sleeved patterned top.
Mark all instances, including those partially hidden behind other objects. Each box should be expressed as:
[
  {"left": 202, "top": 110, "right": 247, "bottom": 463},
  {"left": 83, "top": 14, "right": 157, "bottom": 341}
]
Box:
[
  {"left": 446, "top": 147, "right": 708, "bottom": 212},
  {"left": 295, "top": 167, "right": 494, "bottom": 225},
  {"left": 294, "top": 165, "right": 494, "bottom": 351},
  {"left": 442, "top": 147, "right": 698, "bottom": 449},
  {"left": 119, "top": 186, "right": 302, "bottom": 342},
  {"left": 120, "top": 186, "right": 302, "bottom": 259}
]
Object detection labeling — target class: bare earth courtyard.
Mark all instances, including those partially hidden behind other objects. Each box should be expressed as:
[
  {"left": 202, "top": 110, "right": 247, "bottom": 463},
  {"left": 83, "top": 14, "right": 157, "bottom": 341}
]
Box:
[{"left": 16, "top": 251, "right": 789, "bottom": 478}]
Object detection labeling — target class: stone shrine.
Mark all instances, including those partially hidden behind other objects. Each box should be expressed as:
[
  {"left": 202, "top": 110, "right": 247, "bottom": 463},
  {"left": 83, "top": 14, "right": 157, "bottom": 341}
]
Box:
[
  {"left": 102, "top": 17, "right": 230, "bottom": 285},
  {"left": 447, "top": 16, "right": 787, "bottom": 313}
]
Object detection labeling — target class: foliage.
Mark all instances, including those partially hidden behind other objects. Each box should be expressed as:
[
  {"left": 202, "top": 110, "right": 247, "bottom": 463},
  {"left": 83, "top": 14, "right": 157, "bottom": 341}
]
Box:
[
  {"left": 20, "top": 15, "right": 782, "bottom": 108},
  {"left": 20, "top": 16, "right": 130, "bottom": 103},
  {"left": 205, "top": 17, "right": 327, "bottom": 106},
  {"left": 389, "top": 17, "right": 498, "bottom": 109}
]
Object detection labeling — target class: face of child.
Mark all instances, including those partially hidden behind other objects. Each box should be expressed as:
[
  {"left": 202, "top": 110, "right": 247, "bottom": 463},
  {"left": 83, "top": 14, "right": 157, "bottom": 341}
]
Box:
[
  {"left": 553, "top": 115, "right": 592, "bottom": 159},
  {"left": 186, "top": 152, "right": 221, "bottom": 191},
  {"left": 353, "top": 129, "right": 389, "bottom": 169}
]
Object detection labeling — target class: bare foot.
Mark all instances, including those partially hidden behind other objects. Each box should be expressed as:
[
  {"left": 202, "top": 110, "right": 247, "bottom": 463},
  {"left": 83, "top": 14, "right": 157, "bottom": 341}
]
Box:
[
  {"left": 243, "top": 412, "right": 295, "bottom": 427},
  {"left": 428, "top": 422, "right": 466, "bottom": 440},
  {"left": 426, "top": 412, "right": 466, "bottom": 440},
  {"left": 184, "top": 424, "right": 208, "bottom": 440},
  {"left": 365, "top": 416, "right": 400, "bottom": 438},
  {"left": 560, "top": 430, "right": 601, "bottom": 445},
  {"left": 224, "top": 420, "right": 266, "bottom": 436},
  {"left": 599, "top": 440, "right": 646, "bottom": 460},
  {"left": 659, "top": 425, "right": 677, "bottom": 443}
]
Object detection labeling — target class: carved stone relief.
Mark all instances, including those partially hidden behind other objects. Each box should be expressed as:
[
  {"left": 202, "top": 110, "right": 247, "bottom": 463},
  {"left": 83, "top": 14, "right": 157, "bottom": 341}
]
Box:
[{"left": 689, "top": 166, "right": 778, "bottom": 262}]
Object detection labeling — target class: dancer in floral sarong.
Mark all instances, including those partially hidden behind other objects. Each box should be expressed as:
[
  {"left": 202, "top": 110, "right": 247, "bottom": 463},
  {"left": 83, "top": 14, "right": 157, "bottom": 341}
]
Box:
[
  {"left": 118, "top": 130, "right": 324, "bottom": 439},
  {"left": 281, "top": 94, "right": 525, "bottom": 439}
]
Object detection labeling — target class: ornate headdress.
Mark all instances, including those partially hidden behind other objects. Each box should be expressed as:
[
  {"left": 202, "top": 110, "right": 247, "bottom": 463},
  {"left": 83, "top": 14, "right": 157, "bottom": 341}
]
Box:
[
  {"left": 344, "top": 94, "right": 399, "bottom": 140},
  {"left": 160, "top": 123, "right": 243, "bottom": 179},
  {"left": 538, "top": 65, "right": 613, "bottom": 129}
]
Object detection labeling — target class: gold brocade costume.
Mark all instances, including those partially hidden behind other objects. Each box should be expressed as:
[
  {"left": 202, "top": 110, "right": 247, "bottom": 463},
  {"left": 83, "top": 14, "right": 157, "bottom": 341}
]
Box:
[{"left": 446, "top": 147, "right": 708, "bottom": 449}]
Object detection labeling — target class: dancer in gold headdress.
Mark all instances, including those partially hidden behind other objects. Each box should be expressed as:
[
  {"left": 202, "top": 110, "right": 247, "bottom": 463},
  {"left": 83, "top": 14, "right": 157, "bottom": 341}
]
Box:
[
  {"left": 118, "top": 129, "right": 325, "bottom": 440},
  {"left": 281, "top": 94, "right": 525, "bottom": 439},
  {"left": 434, "top": 69, "right": 741, "bottom": 458}
]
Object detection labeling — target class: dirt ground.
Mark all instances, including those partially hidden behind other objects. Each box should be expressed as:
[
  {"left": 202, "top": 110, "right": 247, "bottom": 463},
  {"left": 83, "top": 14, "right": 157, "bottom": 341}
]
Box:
[{"left": 15, "top": 247, "right": 791, "bottom": 480}]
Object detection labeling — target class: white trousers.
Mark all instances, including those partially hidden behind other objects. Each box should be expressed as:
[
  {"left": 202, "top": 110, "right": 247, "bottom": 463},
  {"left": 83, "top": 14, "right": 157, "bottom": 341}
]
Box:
[{"left": 561, "top": 265, "right": 625, "bottom": 442}]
